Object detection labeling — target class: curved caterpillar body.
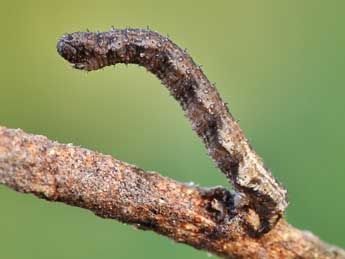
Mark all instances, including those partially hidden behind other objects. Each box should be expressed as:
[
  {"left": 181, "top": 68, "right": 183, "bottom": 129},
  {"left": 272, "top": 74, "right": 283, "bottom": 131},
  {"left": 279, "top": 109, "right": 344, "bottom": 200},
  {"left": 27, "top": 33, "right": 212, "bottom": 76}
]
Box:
[{"left": 57, "top": 28, "right": 288, "bottom": 235}]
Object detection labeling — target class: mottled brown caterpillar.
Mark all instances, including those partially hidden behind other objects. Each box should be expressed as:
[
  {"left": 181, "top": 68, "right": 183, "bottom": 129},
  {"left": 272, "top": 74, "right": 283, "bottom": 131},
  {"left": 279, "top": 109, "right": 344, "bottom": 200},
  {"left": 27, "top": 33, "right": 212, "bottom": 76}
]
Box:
[{"left": 57, "top": 28, "right": 288, "bottom": 235}]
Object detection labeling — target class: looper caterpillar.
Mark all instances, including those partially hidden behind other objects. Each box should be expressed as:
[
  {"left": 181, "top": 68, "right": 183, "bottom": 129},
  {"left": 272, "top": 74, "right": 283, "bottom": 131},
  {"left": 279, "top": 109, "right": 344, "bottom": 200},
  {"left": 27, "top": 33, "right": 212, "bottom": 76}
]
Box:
[{"left": 57, "top": 28, "right": 288, "bottom": 235}]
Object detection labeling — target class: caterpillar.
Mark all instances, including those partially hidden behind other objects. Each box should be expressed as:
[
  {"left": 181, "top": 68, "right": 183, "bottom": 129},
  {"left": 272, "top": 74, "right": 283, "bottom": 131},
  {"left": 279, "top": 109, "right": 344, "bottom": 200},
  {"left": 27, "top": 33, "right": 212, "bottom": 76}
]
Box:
[{"left": 57, "top": 28, "right": 288, "bottom": 235}]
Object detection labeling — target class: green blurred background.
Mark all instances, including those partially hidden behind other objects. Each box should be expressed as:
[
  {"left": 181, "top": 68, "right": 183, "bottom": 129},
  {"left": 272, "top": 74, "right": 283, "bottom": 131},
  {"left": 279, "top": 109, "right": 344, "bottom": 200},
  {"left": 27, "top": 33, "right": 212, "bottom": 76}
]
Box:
[{"left": 0, "top": 0, "right": 344, "bottom": 258}]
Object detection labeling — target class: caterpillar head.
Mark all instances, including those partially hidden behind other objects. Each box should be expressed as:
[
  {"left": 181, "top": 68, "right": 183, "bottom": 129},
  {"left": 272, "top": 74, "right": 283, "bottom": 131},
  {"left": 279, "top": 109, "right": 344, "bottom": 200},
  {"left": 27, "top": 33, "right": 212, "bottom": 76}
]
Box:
[{"left": 57, "top": 32, "right": 108, "bottom": 71}]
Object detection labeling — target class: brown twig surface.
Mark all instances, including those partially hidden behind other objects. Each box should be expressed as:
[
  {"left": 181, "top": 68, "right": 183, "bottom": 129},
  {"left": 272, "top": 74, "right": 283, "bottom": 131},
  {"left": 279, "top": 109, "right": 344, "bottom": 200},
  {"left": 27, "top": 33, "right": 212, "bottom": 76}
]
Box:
[{"left": 0, "top": 126, "right": 344, "bottom": 259}]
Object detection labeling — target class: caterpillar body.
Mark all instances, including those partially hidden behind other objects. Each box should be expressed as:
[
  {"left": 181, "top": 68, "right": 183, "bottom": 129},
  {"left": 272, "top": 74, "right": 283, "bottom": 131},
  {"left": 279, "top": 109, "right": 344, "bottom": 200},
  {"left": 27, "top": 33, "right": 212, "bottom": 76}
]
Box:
[{"left": 57, "top": 28, "right": 288, "bottom": 235}]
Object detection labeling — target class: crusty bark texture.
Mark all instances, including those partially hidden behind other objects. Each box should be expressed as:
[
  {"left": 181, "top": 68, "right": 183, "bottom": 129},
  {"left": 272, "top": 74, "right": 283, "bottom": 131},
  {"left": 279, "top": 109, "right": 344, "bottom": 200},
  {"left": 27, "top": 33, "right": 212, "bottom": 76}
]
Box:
[{"left": 0, "top": 126, "right": 344, "bottom": 259}]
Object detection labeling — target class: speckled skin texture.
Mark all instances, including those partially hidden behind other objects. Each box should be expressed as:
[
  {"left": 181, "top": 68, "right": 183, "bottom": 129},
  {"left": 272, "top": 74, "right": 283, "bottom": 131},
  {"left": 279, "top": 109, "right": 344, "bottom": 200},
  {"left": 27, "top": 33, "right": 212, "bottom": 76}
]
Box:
[
  {"left": 1, "top": 127, "right": 344, "bottom": 259},
  {"left": 56, "top": 28, "right": 288, "bottom": 234}
]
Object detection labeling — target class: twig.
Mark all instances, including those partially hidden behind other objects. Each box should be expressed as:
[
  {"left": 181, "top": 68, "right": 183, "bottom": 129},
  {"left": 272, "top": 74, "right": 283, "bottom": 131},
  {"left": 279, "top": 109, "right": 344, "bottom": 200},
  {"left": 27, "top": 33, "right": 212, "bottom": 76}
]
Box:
[{"left": 0, "top": 126, "right": 344, "bottom": 259}]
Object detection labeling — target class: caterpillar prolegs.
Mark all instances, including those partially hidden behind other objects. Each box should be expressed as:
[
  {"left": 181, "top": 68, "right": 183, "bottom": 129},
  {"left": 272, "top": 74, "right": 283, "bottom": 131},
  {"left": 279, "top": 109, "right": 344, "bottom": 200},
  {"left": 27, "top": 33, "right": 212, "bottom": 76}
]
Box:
[{"left": 57, "top": 28, "right": 288, "bottom": 235}]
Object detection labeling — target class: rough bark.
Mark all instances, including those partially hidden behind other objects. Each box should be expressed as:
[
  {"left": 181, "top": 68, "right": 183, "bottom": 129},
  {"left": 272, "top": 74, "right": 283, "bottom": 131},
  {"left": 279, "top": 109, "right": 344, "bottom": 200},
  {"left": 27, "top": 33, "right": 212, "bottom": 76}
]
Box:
[{"left": 0, "top": 126, "right": 344, "bottom": 259}]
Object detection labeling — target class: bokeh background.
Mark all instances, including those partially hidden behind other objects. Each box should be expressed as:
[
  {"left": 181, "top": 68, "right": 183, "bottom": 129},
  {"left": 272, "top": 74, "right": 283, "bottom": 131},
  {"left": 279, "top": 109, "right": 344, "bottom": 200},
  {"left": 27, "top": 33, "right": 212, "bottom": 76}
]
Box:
[{"left": 0, "top": 0, "right": 344, "bottom": 258}]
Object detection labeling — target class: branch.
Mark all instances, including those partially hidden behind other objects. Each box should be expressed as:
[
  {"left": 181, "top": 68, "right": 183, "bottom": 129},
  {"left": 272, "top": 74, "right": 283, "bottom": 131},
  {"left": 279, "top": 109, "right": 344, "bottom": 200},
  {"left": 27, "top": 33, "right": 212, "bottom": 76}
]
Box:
[{"left": 0, "top": 126, "right": 344, "bottom": 259}]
